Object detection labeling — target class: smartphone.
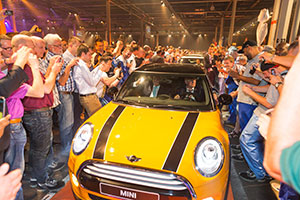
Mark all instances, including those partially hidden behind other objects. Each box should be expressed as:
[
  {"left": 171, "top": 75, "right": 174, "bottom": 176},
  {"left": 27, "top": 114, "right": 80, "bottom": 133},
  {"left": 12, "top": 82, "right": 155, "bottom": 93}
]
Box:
[
  {"left": 4, "top": 10, "right": 13, "bottom": 16},
  {"left": 249, "top": 64, "right": 257, "bottom": 75},
  {"left": 271, "top": 69, "right": 276, "bottom": 75},
  {"left": 0, "top": 97, "right": 6, "bottom": 118}
]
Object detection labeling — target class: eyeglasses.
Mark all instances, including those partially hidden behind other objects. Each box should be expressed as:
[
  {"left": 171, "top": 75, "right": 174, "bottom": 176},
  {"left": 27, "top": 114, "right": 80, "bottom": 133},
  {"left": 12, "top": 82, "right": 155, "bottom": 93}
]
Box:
[{"left": 2, "top": 47, "right": 12, "bottom": 51}]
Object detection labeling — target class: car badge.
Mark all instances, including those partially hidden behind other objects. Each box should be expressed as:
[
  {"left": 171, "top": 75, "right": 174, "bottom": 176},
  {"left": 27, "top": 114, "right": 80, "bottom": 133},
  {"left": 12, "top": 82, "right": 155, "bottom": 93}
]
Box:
[{"left": 126, "top": 155, "right": 141, "bottom": 163}]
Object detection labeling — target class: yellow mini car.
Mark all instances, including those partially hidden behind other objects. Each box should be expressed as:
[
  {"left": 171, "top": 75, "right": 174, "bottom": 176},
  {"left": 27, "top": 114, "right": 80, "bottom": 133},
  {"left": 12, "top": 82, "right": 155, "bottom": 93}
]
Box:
[{"left": 68, "top": 63, "right": 232, "bottom": 200}]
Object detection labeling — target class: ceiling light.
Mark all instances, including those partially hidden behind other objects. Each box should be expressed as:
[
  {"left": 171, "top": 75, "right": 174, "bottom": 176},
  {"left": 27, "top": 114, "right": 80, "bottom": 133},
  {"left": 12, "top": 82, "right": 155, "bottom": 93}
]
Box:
[
  {"left": 168, "top": 34, "right": 172, "bottom": 37},
  {"left": 161, "top": 1, "right": 165, "bottom": 7},
  {"left": 151, "top": 35, "right": 154, "bottom": 37},
  {"left": 183, "top": 34, "right": 186, "bottom": 37}
]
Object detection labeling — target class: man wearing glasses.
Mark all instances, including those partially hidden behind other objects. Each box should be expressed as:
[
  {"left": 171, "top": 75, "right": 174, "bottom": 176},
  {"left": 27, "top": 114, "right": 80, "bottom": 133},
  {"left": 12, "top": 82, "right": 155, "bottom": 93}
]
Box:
[{"left": 0, "top": 34, "right": 13, "bottom": 75}]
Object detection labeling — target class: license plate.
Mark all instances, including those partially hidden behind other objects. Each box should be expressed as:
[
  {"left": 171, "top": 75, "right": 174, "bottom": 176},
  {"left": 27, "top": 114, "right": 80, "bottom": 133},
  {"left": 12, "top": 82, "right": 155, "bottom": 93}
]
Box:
[{"left": 100, "top": 183, "right": 160, "bottom": 200}]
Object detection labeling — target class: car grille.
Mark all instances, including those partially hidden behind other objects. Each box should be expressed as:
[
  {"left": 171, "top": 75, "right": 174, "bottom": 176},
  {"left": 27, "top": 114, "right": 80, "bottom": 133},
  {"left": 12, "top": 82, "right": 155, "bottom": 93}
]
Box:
[
  {"left": 83, "top": 162, "right": 188, "bottom": 191},
  {"left": 77, "top": 160, "right": 196, "bottom": 199}
]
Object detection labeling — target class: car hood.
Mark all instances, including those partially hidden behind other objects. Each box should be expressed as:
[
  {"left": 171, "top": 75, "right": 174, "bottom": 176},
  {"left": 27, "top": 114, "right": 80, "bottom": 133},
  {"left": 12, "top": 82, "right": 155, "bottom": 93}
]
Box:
[{"left": 90, "top": 103, "right": 222, "bottom": 172}]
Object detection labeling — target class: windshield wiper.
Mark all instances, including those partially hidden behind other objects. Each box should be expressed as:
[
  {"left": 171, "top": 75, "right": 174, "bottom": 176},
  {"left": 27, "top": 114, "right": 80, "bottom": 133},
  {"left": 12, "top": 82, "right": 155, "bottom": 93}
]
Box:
[
  {"left": 116, "top": 99, "right": 148, "bottom": 107},
  {"left": 152, "top": 104, "right": 192, "bottom": 110}
]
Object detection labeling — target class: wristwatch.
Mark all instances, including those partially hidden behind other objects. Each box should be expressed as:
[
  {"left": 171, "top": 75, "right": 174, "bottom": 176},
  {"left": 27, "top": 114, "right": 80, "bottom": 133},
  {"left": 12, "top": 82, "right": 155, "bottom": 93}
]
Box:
[{"left": 274, "top": 81, "right": 283, "bottom": 89}]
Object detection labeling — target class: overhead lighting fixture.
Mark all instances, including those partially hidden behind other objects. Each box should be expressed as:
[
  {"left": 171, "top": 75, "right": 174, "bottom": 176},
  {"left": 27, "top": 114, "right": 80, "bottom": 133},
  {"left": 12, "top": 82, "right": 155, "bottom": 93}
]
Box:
[
  {"left": 151, "top": 34, "right": 154, "bottom": 37},
  {"left": 183, "top": 34, "right": 186, "bottom": 37},
  {"left": 204, "top": 34, "right": 207, "bottom": 37},
  {"left": 198, "top": 34, "right": 202, "bottom": 37},
  {"left": 129, "top": 34, "right": 132, "bottom": 37},
  {"left": 168, "top": 34, "right": 172, "bottom": 37},
  {"left": 161, "top": 1, "right": 165, "bottom": 7}
]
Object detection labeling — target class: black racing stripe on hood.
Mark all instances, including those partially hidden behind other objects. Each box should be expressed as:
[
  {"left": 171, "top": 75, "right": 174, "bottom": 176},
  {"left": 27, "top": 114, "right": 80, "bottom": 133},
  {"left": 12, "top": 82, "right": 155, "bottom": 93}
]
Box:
[
  {"left": 93, "top": 105, "right": 125, "bottom": 159},
  {"left": 162, "top": 112, "right": 199, "bottom": 172}
]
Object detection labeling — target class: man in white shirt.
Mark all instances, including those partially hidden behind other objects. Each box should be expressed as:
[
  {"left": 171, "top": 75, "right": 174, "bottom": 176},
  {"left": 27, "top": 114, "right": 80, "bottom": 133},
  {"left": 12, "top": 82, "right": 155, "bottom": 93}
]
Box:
[
  {"left": 127, "top": 44, "right": 139, "bottom": 73},
  {"left": 73, "top": 44, "right": 102, "bottom": 116}
]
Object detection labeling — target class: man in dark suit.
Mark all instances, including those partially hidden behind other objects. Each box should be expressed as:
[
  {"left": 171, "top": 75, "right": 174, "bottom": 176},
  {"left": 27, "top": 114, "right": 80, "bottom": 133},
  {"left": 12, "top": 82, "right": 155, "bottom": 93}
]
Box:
[
  {"left": 174, "top": 78, "right": 204, "bottom": 102},
  {"left": 150, "top": 49, "right": 165, "bottom": 63},
  {"left": 142, "top": 76, "right": 170, "bottom": 98}
]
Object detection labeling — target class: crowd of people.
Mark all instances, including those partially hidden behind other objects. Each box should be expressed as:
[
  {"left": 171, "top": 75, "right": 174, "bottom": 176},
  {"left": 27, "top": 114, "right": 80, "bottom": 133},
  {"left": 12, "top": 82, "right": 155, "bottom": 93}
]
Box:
[
  {"left": 0, "top": 30, "right": 204, "bottom": 200},
  {"left": 204, "top": 39, "right": 300, "bottom": 199},
  {"left": 0, "top": 28, "right": 299, "bottom": 200}
]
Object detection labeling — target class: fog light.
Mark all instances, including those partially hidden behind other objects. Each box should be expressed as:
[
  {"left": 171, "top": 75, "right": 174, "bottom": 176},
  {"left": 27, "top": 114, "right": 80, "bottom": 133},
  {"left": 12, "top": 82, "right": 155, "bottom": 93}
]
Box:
[{"left": 72, "top": 173, "right": 79, "bottom": 187}]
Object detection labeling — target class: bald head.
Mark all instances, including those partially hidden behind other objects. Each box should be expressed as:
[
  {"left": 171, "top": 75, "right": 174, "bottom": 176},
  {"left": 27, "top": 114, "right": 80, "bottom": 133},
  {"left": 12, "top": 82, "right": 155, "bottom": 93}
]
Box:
[
  {"left": 11, "top": 34, "right": 34, "bottom": 53},
  {"left": 31, "top": 36, "right": 46, "bottom": 58}
]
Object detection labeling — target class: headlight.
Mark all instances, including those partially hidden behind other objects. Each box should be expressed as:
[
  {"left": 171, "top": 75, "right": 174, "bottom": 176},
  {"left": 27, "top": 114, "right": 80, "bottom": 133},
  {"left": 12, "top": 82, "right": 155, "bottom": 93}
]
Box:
[
  {"left": 72, "top": 123, "right": 93, "bottom": 155},
  {"left": 194, "top": 137, "right": 224, "bottom": 177}
]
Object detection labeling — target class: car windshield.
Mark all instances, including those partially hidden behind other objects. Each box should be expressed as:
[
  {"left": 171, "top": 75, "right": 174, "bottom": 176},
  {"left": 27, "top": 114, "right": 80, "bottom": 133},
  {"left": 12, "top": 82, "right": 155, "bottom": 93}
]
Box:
[{"left": 115, "top": 71, "right": 215, "bottom": 111}]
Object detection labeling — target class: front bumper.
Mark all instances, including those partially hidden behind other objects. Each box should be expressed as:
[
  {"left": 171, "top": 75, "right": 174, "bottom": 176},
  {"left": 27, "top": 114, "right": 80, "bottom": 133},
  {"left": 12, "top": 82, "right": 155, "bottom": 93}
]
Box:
[{"left": 70, "top": 160, "right": 195, "bottom": 200}]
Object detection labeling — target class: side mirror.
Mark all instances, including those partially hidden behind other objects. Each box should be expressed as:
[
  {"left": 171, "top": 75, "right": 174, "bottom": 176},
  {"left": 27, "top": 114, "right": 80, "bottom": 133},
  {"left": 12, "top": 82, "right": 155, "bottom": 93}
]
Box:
[
  {"left": 107, "top": 86, "right": 119, "bottom": 100},
  {"left": 218, "top": 94, "right": 232, "bottom": 108}
]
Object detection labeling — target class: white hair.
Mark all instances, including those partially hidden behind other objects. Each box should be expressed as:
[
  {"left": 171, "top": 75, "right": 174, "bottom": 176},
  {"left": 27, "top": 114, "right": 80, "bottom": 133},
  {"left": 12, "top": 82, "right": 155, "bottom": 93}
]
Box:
[
  {"left": 43, "top": 34, "right": 61, "bottom": 47},
  {"left": 11, "top": 34, "right": 31, "bottom": 50}
]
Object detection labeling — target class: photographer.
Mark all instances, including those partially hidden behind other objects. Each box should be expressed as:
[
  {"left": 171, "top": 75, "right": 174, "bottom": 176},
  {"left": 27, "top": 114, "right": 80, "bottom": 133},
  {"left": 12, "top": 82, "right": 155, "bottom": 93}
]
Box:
[
  {"left": 0, "top": 47, "right": 30, "bottom": 165},
  {"left": 228, "top": 40, "right": 266, "bottom": 134},
  {"left": 95, "top": 55, "right": 121, "bottom": 106},
  {"left": 237, "top": 62, "right": 286, "bottom": 182}
]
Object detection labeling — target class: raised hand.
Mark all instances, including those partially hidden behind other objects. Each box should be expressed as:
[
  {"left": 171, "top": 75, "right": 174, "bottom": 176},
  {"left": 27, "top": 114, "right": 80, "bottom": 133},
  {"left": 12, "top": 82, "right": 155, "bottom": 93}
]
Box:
[
  {"left": 0, "top": 163, "right": 22, "bottom": 200},
  {"left": 14, "top": 46, "right": 31, "bottom": 69}
]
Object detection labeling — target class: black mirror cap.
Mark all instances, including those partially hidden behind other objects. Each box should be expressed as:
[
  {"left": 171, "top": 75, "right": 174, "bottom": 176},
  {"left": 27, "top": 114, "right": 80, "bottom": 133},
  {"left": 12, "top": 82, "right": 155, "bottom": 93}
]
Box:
[{"left": 218, "top": 94, "right": 233, "bottom": 106}]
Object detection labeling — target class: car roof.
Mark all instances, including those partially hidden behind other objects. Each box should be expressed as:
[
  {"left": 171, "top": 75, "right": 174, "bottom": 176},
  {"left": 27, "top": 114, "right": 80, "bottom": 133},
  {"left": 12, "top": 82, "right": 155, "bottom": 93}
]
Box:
[
  {"left": 181, "top": 55, "right": 204, "bottom": 59},
  {"left": 136, "top": 63, "right": 206, "bottom": 74}
]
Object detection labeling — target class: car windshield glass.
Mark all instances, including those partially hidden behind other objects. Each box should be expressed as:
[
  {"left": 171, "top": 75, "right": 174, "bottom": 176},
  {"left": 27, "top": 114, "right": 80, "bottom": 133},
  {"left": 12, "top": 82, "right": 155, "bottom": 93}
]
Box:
[{"left": 115, "top": 71, "right": 214, "bottom": 111}]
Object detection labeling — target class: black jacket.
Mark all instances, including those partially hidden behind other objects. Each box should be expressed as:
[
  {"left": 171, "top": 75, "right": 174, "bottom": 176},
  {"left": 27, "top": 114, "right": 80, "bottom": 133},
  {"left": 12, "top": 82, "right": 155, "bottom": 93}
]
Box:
[{"left": 0, "top": 65, "right": 28, "bottom": 164}]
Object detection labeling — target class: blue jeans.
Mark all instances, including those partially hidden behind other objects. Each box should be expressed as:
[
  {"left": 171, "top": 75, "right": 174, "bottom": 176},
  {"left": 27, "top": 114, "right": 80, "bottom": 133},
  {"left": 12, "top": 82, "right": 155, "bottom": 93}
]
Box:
[
  {"left": 279, "top": 182, "right": 300, "bottom": 200},
  {"left": 58, "top": 92, "right": 74, "bottom": 157},
  {"left": 22, "top": 109, "right": 53, "bottom": 183},
  {"left": 238, "top": 102, "right": 257, "bottom": 132},
  {"left": 4, "top": 122, "right": 26, "bottom": 200},
  {"left": 228, "top": 97, "right": 237, "bottom": 124},
  {"left": 240, "top": 114, "right": 266, "bottom": 179}
]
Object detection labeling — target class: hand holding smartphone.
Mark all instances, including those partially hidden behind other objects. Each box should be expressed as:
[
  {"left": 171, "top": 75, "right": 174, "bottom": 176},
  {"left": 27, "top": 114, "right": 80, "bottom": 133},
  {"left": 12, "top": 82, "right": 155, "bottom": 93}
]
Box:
[{"left": 0, "top": 96, "right": 5, "bottom": 118}]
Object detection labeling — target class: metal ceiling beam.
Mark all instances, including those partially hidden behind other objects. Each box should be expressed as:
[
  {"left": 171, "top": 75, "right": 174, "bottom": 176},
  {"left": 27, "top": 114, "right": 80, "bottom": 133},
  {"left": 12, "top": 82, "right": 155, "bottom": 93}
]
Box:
[
  {"left": 250, "top": 0, "right": 261, "bottom": 9},
  {"left": 110, "top": 0, "right": 153, "bottom": 26},
  {"left": 178, "top": 10, "right": 261, "bottom": 15},
  {"left": 169, "top": 0, "right": 249, "bottom": 4},
  {"left": 161, "top": 0, "right": 189, "bottom": 33}
]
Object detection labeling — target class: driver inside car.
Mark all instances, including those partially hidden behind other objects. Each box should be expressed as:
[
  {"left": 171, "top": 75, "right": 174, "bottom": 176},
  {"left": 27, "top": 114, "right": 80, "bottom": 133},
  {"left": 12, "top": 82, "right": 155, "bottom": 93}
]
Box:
[{"left": 174, "top": 78, "right": 204, "bottom": 102}]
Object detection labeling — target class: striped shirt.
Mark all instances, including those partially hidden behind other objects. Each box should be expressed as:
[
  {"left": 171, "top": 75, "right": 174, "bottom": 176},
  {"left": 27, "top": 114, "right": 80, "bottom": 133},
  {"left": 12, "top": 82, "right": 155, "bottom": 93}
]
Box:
[{"left": 56, "top": 50, "right": 76, "bottom": 92}]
